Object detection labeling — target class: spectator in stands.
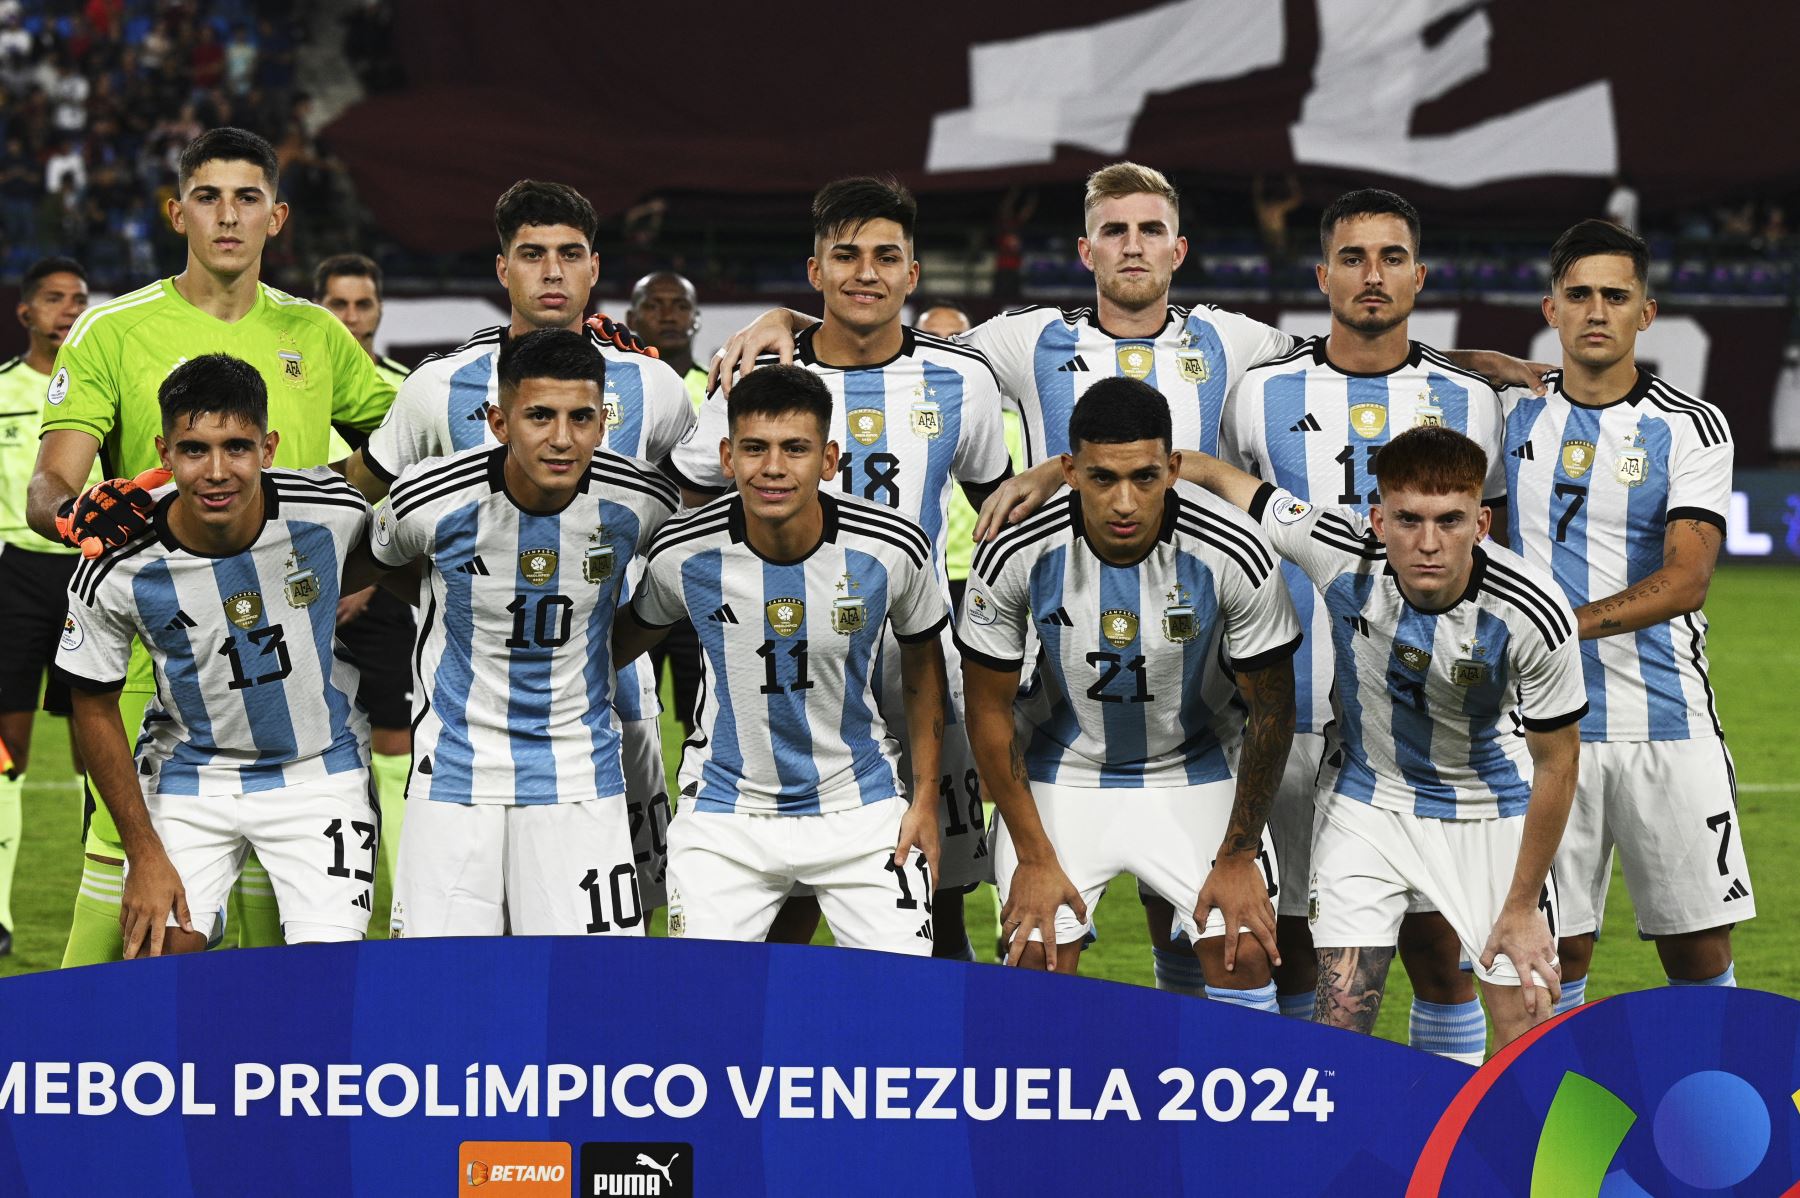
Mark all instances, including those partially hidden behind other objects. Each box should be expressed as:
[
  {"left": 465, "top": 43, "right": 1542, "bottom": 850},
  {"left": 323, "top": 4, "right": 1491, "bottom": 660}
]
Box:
[
  {"left": 225, "top": 25, "right": 256, "bottom": 96},
  {"left": 190, "top": 22, "right": 225, "bottom": 92},
  {"left": 1605, "top": 175, "right": 1639, "bottom": 231}
]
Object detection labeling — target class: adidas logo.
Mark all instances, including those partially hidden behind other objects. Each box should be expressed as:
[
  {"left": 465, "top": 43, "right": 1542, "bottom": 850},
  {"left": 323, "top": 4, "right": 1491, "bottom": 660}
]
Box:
[
  {"left": 1724, "top": 877, "right": 1749, "bottom": 902},
  {"left": 1343, "top": 614, "right": 1371, "bottom": 637},
  {"left": 454, "top": 556, "right": 490, "bottom": 576},
  {"left": 914, "top": 920, "right": 935, "bottom": 941},
  {"left": 708, "top": 604, "right": 739, "bottom": 624},
  {"left": 1039, "top": 607, "right": 1074, "bottom": 627},
  {"left": 1055, "top": 355, "right": 1090, "bottom": 373},
  {"left": 352, "top": 890, "right": 372, "bottom": 911},
  {"left": 466, "top": 401, "right": 491, "bottom": 422},
  {"left": 1288, "top": 413, "right": 1323, "bottom": 433},
  {"left": 1510, "top": 443, "right": 1535, "bottom": 460},
  {"left": 163, "top": 610, "right": 197, "bottom": 630}
]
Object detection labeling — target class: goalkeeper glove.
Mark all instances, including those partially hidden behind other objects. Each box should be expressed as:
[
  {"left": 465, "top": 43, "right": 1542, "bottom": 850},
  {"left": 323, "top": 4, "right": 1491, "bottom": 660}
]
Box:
[
  {"left": 55, "top": 468, "right": 173, "bottom": 558},
  {"left": 585, "top": 312, "right": 659, "bottom": 359}
]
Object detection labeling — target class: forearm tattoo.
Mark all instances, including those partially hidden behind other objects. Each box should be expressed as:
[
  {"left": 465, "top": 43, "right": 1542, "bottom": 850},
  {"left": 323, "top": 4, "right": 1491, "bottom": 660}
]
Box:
[
  {"left": 1314, "top": 946, "right": 1395, "bottom": 1033},
  {"left": 1223, "top": 664, "right": 1295, "bottom": 856}
]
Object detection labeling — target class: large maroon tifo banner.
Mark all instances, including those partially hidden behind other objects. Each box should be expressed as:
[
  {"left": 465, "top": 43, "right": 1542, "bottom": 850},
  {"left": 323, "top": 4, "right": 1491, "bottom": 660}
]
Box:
[{"left": 326, "top": 1, "right": 1800, "bottom": 250}]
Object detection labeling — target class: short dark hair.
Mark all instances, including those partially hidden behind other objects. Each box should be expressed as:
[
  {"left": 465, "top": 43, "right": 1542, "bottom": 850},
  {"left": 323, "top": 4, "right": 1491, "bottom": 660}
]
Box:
[
  {"left": 812, "top": 176, "right": 917, "bottom": 247},
  {"left": 158, "top": 354, "right": 268, "bottom": 433},
  {"left": 494, "top": 180, "right": 598, "bottom": 252},
  {"left": 313, "top": 253, "right": 383, "bottom": 301},
  {"left": 727, "top": 364, "right": 832, "bottom": 438},
  {"left": 496, "top": 328, "right": 605, "bottom": 405},
  {"left": 1068, "top": 377, "right": 1171, "bottom": 454},
  {"left": 1320, "top": 188, "right": 1422, "bottom": 257},
  {"left": 176, "top": 127, "right": 279, "bottom": 194},
  {"left": 1550, "top": 218, "right": 1650, "bottom": 287},
  {"left": 914, "top": 296, "right": 968, "bottom": 320},
  {"left": 1372, "top": 426, "right": 1486, "bottom": 498},
  {"left": 22, "top": 255, "right": 86, "bottom": 302}
]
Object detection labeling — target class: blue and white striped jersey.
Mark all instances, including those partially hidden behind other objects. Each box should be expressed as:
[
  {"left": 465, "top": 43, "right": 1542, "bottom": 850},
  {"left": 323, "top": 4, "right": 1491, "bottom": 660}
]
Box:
[
  {"left": 1501, "top": 369, "right": 1732, "bottom": 743},
  {"left": 962, "top": 303, "right": 1295, "bottom": 466},
  {"left": 361, "top": 323, "right": 694, "bottom": 722},
  {"left": 1220, "top": 338, "right": 1507, "bottom": 734},
  {"left": 667, "top": 325, "right": 1011, "bottom": 566},
  {"left": 955, "top": 481, "right": 1301, "bottom": 789},
  {"left": 633, "top": 492, "right": 950, "bottom": 817},
  {"left": 1252, "top": 485, "right": 1588, "bottom": 819},
  {"left": 57, "top": 468, "right": 372, "bottom": 796},
  {"left": 374, "top": 445, "right": 678, "bottom": 805}
]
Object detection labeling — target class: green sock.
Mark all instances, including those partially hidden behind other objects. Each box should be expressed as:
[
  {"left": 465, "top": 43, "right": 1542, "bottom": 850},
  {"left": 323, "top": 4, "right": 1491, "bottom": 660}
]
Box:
[
  {"left": 0, "top": 772, "right": 21, "bottom": 932},
  {"left": 61, "top": 857, "right": 125, "bottom": 967},
  {"left": 371, "top": 751, "right": 410, "bottom": 877},
  {"left": 231, "top": 853, "right": 285, "bottom": 947}
]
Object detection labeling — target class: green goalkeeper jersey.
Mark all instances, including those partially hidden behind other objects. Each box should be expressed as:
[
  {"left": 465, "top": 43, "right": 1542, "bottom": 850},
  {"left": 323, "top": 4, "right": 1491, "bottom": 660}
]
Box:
[
  {"left": 42, "top": 277, "right": 395, "bottom": 477},
  {"left": 1, "top": 356, "right": 101, "bottom": 553},
  {"left": 41, "top": 277, "right": 396, "bottom": 691}
]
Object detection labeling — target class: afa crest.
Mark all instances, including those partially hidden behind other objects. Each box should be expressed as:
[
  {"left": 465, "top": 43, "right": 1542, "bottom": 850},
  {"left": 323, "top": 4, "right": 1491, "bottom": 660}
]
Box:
[
  {"left": 1100, "top": 608, "right": 1139, "bottom": 648},
  {"left": 1176, "top": 351, "right": 1208, "bottom": 385},
  {"left": 519, "top": 548, "right": 558, "bottom": 586},
  {"left": 1414, "top": 391, "right": 1443, "bottom": 427},
  {"left": 283, "top": 551, "right": 320, "bottom": 609},
  {"left": 831, "top": 571, "right": 866, "bottom": 634},
  {"left": 1616, "top": 432, "right": 1649, "bottom": 487},
  {"left": 603, "top": 391, "right": 623, "bottom": 431},
  {"left": 583, "top": 527, "right": 614, "bottom": 584},
  {"left": 909, "top": 399, "right": 943, "bottom": 440},
  {"left": 275, "top": 332, "right": 305, "bottom": 389},
  {"left": 1162, "top": 583, "right": 1197, "bottom": 643},
  {"left": 766, "top": 598, "right": 805, "bottom": 637},
  {"left": 1451, "top": 634, "right": 1489, "bottom": 686}
]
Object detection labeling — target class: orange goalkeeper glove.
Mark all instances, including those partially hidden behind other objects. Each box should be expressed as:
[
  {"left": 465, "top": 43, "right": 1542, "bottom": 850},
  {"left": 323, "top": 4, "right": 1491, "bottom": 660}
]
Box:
[
  {"left": 54, "top": 467, "right": 173, "bottom": 559},
  {"left": 585, "top": 312, "right": 659, "bottom": 359}
]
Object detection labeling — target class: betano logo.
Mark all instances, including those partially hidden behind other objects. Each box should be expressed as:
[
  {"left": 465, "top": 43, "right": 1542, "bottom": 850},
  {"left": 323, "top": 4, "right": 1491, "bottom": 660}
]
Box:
[{"left": 458, "top": 1141, "right": 571, "bottom": 1194}]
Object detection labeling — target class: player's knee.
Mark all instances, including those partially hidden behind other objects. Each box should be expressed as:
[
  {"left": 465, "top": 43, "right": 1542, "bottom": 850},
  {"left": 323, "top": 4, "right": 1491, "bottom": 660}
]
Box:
[
  {"left": 160, "top": 927, "right": 209, "bottom": 956},
  {"left": 1656, "top": 926, "right": 1733, "bottom": 980},
  {"left": 1139, "top": 893, "right": 1180, "bottom": 951},
  {"left": 1556, "top": 931, "right": 1596, "bottom": 977}
]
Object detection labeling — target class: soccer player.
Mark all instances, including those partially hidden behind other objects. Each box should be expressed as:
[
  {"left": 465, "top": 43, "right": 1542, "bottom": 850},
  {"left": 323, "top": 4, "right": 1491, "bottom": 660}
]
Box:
[
  {"left": 374, "top": 329, "right": 676, "bottom": 937},
  {"left": 0, "top": 256, "right": 99, "bottom": 955},
  {"left": 614, "top": 365, "right": 946, "bottom": 954},
  {"left": 1503, "top": 220, "right": 1749, "bottom": 1004},
  {"left": 665, "top": 178, "right": 1012, "bottom": 959},
  {"left": 957, "top": 378, "right": 1300, "bottom": 1009},
  {"left": 707, "top": 161, "right": 1545, "bottom": 990},
  {"left": 1212, "top": 189, "right": 1507, "bottom": 1054},
  {"left": 26, "top": 127, "right": 397, "bottom": 965},
  {"left": 627, "top": 271, "right": 706, "bottom": 732},
  {"left": 1184, "top": 426, "right": 1586, "bottom": 1050},
  {"left": 337, "top": 180, "right": 694, "bottom": 917},
  {"left": 314, "top": 252, "right": 415, "bottom": 879},
  {"left": 56, "top": 354, "right": 382, "bottom": 957}
]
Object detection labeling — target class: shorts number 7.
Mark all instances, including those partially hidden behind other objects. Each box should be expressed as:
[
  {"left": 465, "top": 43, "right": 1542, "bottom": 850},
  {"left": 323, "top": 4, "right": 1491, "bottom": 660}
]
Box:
[{"left": 1704, "top": 810, "right": 1733, "bottom": 876}]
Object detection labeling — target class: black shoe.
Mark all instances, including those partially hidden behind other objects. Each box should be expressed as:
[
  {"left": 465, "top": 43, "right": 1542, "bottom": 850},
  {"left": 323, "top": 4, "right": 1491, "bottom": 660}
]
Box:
[{"left": 0, "top": 925, "right": 11, "bottom": 957}]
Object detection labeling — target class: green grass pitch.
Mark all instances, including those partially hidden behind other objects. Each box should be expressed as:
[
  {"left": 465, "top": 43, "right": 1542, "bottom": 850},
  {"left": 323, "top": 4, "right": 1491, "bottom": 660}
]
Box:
[{"left": 5, "top": 564, "right": 1795, "bottom": 1048}]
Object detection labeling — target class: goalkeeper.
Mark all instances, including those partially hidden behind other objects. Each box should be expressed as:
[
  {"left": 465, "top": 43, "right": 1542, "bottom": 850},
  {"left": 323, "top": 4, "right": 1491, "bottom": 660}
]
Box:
[{"left": 26, "top": 128, "right": 394, "bottom": 965}]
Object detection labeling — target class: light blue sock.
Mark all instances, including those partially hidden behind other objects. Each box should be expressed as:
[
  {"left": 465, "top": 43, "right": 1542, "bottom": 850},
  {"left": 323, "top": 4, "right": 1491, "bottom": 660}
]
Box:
[
  {"left": 1153, "top": 945, "right": 1206, "bottom": 997},
  {"left": 1553, "top": 974, "right": 1589, "bottom": 1015},
  {"left": 1668, "top": 963, "right": 1735, "bottom": 987},
  {"left": 1278, "top": 991, "right": 1315, "bottom": 1020},
  {"left": 1410, "top": 997, "right": 1486, "bottom": 1064},
  {"left": 1205, "top": 981, "right": 1279, "bottom": 1014}
]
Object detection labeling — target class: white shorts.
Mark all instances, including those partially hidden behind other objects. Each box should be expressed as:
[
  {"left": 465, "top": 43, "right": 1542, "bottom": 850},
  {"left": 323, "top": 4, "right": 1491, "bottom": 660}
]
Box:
[
  {"left": 664, "top": 796, "right": 932, "bottom": 955},
  {"left": 391, "top": 795, "right": 642, "bottom": 937},
  {"left": 877, "top": 624, "right": 989, "bottom": 891},
  {"left": 142, "top": 775, "right": 377, "bottom": 943},
  {"left": 995, "top": 780, "right": 1279, "bottom": 947},
  {"left": 621, "top": 717, "right": 673, "bottom": 911},
  {"left": 1308, "top": 794, "right": 1556, "bottom": 986},
  {"left": 1270, "top": 733, "right": 1325, "bottom": 917},
  {"left": 1556, "top": 737, "right": 1752, "bottom": 938}
]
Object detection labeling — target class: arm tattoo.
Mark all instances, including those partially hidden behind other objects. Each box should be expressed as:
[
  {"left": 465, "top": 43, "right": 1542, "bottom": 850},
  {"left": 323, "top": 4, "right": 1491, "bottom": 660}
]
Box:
[
  {"left": 1008, "top": 735, "right": 1029, "bottom": 784},
  {"left": 1222, "top": 663, "right": 1296, "bottom": 856},
  {"left": 1314, "top": 946, "right": 1395, "bottom": 1033}
]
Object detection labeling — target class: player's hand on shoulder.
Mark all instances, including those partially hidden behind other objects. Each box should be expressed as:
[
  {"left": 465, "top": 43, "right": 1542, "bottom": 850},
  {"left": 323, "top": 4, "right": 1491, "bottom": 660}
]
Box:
[
  {"left": 56, "top": 467, "right": 171, "bottom": 557},
  {"left": 585, "top": 312, "right": 659, "bottom": 359},
  {"left": 1480, "top": 901, "right": 1561, "bottom": 1015},
  {"left": 1474, "top": 351, "right": 1555, "bottom": 396},
  {"left": 707, "top": 309, "right": 798, "bottom": 397},
  {"left": 974, "top": 460, "right": 1063, "bottom": 543},
  {"left": 119, "top": 843, "right": 192, "bottom": 959}
]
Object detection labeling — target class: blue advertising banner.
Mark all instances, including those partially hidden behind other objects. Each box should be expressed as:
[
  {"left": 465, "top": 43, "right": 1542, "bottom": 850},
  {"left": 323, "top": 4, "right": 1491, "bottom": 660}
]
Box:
[{"left": 0, "top": 941, "right": 1792, "bottom": 1196}]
